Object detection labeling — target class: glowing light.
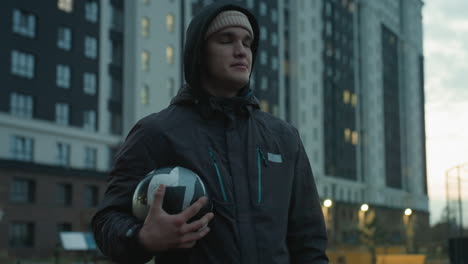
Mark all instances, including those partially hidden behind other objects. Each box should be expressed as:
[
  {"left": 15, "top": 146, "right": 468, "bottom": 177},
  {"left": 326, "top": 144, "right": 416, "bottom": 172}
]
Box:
[
  {"left": 405, "top": 208, "right": 413, "bottom": 216},
  {"left": 324, "top": 199, "right": 333, "bottom": 208},
  {"left": 360, "top": 204, "right": 369, "bottom": 212}
]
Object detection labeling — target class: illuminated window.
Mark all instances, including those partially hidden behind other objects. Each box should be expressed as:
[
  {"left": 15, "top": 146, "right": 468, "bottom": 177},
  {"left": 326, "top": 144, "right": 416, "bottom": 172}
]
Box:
[
  {"left": 272, "top": 104, "right": 279, "bottom": 117},
  {"left": 141, "top": 17, "right": 150, "bottom": 37},
  {"left": 351, "top": 93, "right": 357, "bottom": 106},
  {"left": 166, "top": 13, "right": 174, "bottom": 32},
  {"left": 344, "top": 128, "right": 351, "bottom": 142},
  {"left": 141, "top": 85, "right": 149, "bottom": 105},
  {"left": 343, "top": 90, "right": 350, "bottom": 104},
  {"left": 166, "top": 46, "right": 174, "bottom": 64},
  {"left": 141, "top": 51, "right": 150, "bottom": 71},
  {"left": 352, "top": 131, "right": 358, "bottom": 145},
  {"left": 58, "top": 0, "right": 73, "bottom": 13},
  {"left": 260, "top": 100, "right": 269, "bottom": 112}
]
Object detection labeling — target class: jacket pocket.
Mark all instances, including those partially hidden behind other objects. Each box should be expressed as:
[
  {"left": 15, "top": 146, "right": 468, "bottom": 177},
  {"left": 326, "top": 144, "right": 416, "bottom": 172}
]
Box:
[{"left": 208, "top": 147, "right": 228, "bottom": 202}]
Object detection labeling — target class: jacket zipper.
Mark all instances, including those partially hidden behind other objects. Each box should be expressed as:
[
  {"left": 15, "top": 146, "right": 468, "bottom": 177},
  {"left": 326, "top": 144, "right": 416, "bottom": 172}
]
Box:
[
  {"left": 208, "top": 148, "right": 228, "bottom": 202},
  {"left": 257, "top": 148, "right": 268, "bottom": 204}
]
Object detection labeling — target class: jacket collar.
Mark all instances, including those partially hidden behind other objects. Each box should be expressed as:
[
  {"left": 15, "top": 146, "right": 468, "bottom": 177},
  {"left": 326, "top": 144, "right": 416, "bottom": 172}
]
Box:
[{"left": 170, "top": 84, "right": 259, "bottom": 119}]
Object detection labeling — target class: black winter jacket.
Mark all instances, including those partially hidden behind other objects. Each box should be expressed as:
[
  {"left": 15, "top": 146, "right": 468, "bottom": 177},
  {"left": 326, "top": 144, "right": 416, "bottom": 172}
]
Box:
[{"left": 92, "top": 3, "right": 328, "bottom": 264}]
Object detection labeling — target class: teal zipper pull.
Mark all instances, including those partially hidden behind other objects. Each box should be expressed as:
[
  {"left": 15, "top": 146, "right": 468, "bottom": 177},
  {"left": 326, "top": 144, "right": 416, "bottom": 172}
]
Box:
[
  {"left": 208, "top": 148, "right": 228, "bottom": 202},
  {"left": 258, "top": 148, "right": 269, "bottom": 167},
  {"left": 257, "top": 148, "right": 268, "bottom": 204}
]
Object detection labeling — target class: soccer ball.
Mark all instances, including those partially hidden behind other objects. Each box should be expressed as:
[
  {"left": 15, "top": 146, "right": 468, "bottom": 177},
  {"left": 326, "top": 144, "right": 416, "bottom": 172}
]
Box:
[{"left": 132, "top": 166, "right": 212, "bottom": 222}]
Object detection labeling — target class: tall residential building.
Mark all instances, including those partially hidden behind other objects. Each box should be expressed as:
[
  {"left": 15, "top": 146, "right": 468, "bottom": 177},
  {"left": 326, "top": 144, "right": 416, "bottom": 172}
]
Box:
[
  {"left": 0, "top": 0, "right": 116, "bottom": 258},
  {"left": 287, "top": 0, "right": 428, "bottom": 246}
]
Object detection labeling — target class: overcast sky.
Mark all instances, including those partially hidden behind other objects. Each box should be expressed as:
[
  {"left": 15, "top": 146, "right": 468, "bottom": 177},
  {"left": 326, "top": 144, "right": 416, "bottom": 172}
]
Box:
[{"left": 423, "top": 0, "right": 468, "bottom": 224}]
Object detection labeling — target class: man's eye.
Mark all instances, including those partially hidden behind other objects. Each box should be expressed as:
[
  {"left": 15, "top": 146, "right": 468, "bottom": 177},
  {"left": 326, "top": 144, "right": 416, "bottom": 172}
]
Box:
[{"left": 219, "top": 38, "right": 231, "bottom": 43}]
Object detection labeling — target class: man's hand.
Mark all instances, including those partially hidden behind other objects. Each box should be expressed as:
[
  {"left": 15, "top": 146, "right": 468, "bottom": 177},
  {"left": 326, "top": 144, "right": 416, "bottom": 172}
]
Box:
[{"left": 138, "top": 184, "right": 214, "bottom": 252}]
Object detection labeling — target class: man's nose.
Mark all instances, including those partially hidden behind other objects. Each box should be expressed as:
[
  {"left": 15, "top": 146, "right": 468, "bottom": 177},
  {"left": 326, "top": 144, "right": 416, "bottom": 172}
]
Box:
[{"left": 234, "top": 41, "right": 247, "bottom": 57}]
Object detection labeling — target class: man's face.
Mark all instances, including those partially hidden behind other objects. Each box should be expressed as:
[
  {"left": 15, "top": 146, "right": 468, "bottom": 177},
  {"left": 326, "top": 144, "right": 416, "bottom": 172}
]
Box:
[{"left": 204, "top": 26, "right": 253, "bottom": 90}]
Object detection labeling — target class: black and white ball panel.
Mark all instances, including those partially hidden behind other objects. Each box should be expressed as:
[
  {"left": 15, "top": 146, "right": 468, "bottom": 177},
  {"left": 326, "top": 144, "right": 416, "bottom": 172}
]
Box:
[{"left": 132, "top": 166, "right": 209, "bottom": 220}]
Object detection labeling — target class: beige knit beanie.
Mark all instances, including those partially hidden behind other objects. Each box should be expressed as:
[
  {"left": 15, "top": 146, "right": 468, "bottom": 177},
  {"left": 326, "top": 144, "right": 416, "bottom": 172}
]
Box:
[{"left": 205, "top": 10, "right": 253, "bottom": 39}]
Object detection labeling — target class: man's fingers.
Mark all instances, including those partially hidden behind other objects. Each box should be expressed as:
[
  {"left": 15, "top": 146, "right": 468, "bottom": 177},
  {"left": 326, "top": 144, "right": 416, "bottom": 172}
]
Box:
[
  {"left": 179, "top": 196, "right": 208, "bottom": 221},
  {"left": 181, "top": 212, "right": 214, "bottom": 234},
  {"left": 148, "top": 184, "right": 166, "bottom": 215},
  {"left": 178, "top": 241, "right": 197, "bottom": 249},
  {"left": 177, "top": 227, "right": 211, "bottom": 246}
]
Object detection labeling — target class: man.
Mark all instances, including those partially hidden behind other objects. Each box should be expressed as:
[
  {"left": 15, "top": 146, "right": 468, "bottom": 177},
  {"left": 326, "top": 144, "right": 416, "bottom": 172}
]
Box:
[{"left": 92, "top": 3, "right": 328, "bottom": 264}]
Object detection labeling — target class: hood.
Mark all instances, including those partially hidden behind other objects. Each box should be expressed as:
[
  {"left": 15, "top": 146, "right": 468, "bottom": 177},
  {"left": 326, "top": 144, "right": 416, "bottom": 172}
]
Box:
[{"left": 183, "top": 2, "right": 260, "bottom": 94}]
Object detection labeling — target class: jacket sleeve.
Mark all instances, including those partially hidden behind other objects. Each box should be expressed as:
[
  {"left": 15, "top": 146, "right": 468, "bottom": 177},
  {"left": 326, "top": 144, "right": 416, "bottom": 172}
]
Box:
[
  {"left": 92, "top": 121, "right": 159, "bottom": 263},
  {"left": 287, "top": 129, "right": 329, "bottom": 264}
]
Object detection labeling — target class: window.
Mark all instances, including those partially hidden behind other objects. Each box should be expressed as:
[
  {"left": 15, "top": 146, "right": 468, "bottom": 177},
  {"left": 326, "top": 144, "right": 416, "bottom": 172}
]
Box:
[
  {"left": 352, "top": 131, "right": 358, "bottom": 145},
  {"left": 9, "top": 222, "right": 34, "bottom": 248},
  {"left": 84, "top": 147, "right": 97, "bottom": 169},
  {"left": 271, "top": 56, "right": 278, "bottom": 71},
  {"left": 141, "top": 85, "right": 149, "bottom": 105},
  {"left": 259, "top": 100, "right": 269, "bottom": 112},
  {"left": 56, "top": 64, "right": 71, "bottom": 88},
  {"left": 57, "top": 183, "right": 72, "bottom": 206},
  {"left": 247, "top": 0, "right": 254, "bottom": 9},
  {"left": 166, "top": 13, "right": 174, "bottom": 32},
  {"left": 10, "top": 136, "right": 34, "bottom": 161},
  {"left": 343, "top": 90, "right": 351, "bottom": 104},
  {"left": 141, "top": 51, "right": 150, "bottom": 71},
  {"left": 166, "top": 46, "right": 174, "bottom": 64},
  {"left": 271, "top": 32, "right": 278, "bottom": 47},
  {"left": 141, "top": 17, "right": 150, "bottom": 37},
  {"left": 11, "top": 50, "right": 35, "bottom": 79},
  {"left": 351, "top": 93, "right": 357, "bottom": 106},
  {"left": 57, "top": 142, "right": 70, "bottom": 166},
  {"left": 57, "top": 27, "right": 72, "bottom": 50},
  {"left": 260, "top": 51, "right": 267, "bottom": 65},
  {"left": 58, "top": 0, "right": 73, "bottom": 12},
  {"left": 344, "top": 128, "right": 351, "bottom": 142},
  {"left": 260, "top": 2, "right": 267, "bottom": 16},
  {"left": 55, "top": 103, "right": 69, "bottom": 125},
  {"left": 10, "top": 179, "right": 35, "bottom": 203},
  {"left": 271, "top": 8, "right": 278, "bottom": 23},
  {"left": 85, "top": 185, "right": 99, "bottom": 207},
  {"left": 84, "top": 36, "right": 97, "bottom": 59},
  {"left": 260, "top": 26, "right": 267, "bottom": 41},
  {"left": 83, "top": 110, "right": 96, "bottom": 131},
  {"left": 10, "top": 93, "right": 33, "bottom": 118},
  {"left": 12, "top": 9, "right": 36, "bottom": 38},
  {"left": 83, "top": 72, "right": 96, "bottom": 95},
  {"left": 85, "top": 0, "right": 98, "bottom": 23},
  {"left": 167, "top": 78, "right": 175, "bottom": 97},
  {"left": 260, "top": 76, "right": 268, "bottom": 91}
]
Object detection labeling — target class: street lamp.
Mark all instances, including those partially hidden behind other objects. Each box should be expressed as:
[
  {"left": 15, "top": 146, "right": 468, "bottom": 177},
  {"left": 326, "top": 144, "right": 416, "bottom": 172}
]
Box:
[
  {"left": 361, "top": 203, "right": 369, "bottom": 212},
  {"left": 322, "top": 199, "right": 334, "bottom": 245},
  {"left": 404, "top": 208, "right": 412, "bottom": 216},
  {"left": 403, "top": 208, "right": 414, "bottom": 253}
]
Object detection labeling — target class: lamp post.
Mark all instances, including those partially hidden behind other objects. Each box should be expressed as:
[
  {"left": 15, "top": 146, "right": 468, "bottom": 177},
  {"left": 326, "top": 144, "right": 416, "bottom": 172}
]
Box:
[
  {"left": 322, "top": 199, "right": 333, "bottom": 246},
  {"left": 403, "top": 208, "right": 414, "bottom": 253}
]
